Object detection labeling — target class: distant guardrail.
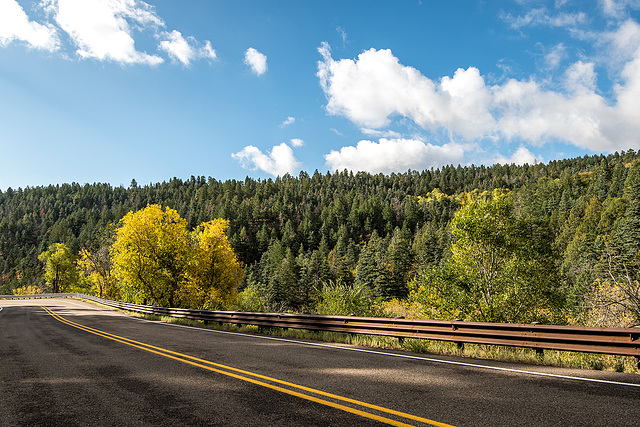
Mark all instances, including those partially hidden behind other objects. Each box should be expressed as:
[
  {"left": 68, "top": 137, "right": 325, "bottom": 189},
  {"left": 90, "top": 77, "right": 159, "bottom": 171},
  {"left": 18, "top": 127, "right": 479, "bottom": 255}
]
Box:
[{"left": 3, "top": 293, "right": 639, "bottom": 360}]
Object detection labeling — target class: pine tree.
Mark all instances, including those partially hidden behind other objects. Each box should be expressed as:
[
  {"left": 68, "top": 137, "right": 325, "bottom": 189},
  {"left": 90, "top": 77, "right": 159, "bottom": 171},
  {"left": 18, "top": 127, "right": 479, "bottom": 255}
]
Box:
[{"left": 386, "top": 226, "right": 412, "bottom": 299}]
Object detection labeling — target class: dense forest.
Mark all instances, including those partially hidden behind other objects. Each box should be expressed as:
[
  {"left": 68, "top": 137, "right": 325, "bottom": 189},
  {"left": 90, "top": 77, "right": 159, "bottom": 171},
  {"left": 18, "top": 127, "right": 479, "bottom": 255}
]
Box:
[{"left": 1, "top": 150, "right": 639, "bottom": 327}]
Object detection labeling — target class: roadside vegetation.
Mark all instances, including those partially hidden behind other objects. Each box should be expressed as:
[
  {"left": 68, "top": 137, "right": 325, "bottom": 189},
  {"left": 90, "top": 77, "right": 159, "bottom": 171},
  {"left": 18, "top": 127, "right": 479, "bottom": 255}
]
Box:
[{"left": 96, "top": 302, "right": 638, "bottom": 374}]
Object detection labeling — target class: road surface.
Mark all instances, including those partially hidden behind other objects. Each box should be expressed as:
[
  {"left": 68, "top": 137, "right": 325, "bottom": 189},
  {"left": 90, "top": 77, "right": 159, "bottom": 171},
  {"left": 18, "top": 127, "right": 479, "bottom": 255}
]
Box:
[{"left": 1, "top": 298, "right": 639, "bottom": 426}]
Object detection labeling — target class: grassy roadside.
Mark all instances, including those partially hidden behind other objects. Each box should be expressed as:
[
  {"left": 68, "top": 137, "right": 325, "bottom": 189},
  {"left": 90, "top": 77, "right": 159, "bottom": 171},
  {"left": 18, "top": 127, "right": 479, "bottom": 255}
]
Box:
[{"left": 81, "top": 298, "right": 639, "bottom": 374}]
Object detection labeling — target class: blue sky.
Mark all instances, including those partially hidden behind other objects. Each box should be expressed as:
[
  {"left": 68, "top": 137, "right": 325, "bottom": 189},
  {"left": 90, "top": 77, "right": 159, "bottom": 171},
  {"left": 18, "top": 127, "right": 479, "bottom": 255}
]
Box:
[{"left": 1, "top": 0, "right": 640, "bottom": 190}]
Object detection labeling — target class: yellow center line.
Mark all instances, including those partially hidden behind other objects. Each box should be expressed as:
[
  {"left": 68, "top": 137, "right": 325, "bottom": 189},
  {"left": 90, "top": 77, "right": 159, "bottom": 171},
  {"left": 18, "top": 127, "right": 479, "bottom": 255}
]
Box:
[{"left": 41, "top": 305, "right": 454, "bottom": 427}]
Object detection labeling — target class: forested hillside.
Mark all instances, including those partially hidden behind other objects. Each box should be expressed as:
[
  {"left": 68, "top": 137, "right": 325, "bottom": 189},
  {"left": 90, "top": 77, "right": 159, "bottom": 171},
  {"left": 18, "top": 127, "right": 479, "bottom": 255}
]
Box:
[{"left": 1, "top": 150, "right": 639, "bottom": 327}]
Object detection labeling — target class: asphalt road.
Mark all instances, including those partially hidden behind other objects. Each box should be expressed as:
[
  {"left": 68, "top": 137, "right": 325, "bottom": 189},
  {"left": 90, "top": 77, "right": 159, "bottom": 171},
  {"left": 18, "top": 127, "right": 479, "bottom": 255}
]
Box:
[{"left": 1, "top": 299, "right": 639, "bottom": 427}]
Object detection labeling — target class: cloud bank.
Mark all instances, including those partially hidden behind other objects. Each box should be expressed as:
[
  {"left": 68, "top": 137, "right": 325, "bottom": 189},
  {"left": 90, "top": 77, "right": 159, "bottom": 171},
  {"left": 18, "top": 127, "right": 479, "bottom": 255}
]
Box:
[{"left": 317, "top": 16, "right": 640, "bottom": 172}]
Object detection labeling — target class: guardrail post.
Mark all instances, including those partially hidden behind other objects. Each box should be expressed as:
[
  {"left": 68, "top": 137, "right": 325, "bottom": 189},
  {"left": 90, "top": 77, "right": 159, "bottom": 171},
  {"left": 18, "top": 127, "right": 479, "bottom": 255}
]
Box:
[
  {"left": 394, "top": 317, "right": 405, "bottom": 345},
  {"left": 452, "top": 319, "right": 464, "bottom": 351},
  {"left": 531, "top": 322, "right": 544, "bottom": 359}
]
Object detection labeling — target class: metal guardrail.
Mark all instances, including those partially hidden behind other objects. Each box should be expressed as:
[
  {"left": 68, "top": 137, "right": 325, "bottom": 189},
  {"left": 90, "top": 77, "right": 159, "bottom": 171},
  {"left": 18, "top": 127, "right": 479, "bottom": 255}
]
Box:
[
  {"left": 3, "top": 293, "right": 639, "bottom": 358},
  {"left": 0, "top": 293, "right": 71, "bottom": 300}
]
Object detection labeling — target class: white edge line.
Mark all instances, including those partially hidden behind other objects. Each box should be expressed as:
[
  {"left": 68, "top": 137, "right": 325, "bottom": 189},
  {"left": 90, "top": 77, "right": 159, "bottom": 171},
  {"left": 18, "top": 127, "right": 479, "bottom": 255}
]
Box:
[{"left": 60, "top": 299, "right": 640, "bottom": 389}]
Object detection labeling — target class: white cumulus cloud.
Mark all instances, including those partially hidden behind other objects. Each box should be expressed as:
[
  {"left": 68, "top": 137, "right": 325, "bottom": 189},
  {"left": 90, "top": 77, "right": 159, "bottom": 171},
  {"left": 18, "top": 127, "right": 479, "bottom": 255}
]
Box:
[
  {"left": 244, "top": 47, "right": 267, "bottom": 75},
  {"left": 318, "top": 35, "right": 640, "bottom": 155},
  {"left": 3, "top": 0, "right": 217, "bottom": 66},
  {"left": 324, "top": 138, "right": 465, "bottom": 174},
  {"left": 317, "top": 42, "right": 495, "bottom": 140},
  {"left": 0, "top": 0, "right": 59, "bottom": 50},
  {"left": 48, "top": 0, "right": 164, "bottom": 64},
  {"left": 492, "top": 78, "right": 611, "bottom": 150},
  {"left": 232, "top": 143, "right": 301, "bottom": 177},
  {"left": 493, "top": 146, "right": 541, "bottom": 166},
  {"left": 158, "top": 30, "right": 216, "bottom": 66},
  {"left": 290, "top": 138, "right": 304, "bottom": 147}
]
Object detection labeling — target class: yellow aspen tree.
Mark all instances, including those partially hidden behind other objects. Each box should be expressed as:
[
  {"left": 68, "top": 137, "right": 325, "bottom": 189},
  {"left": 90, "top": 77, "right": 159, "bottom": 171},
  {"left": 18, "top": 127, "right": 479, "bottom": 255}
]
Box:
[
  {"left": 184, "top": 219, "right": 243, "bottom": 309},
  {"left": 38, "top": 243, "right": 78, "bottom": 293},
  {"left": 111, "top": 204, "right": 190, "bottom": 306}
]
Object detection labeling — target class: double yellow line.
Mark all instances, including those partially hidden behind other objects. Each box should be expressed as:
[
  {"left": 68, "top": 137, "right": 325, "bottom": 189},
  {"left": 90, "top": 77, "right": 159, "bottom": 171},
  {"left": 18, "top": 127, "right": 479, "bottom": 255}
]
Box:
[{"left": 41, "top": 306, "right": 453, "bottom": 427}]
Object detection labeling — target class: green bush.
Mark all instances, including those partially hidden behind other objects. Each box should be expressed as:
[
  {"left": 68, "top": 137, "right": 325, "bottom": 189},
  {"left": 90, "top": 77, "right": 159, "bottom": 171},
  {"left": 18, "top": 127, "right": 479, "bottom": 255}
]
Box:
[{"left": 314, "top": 280, "right": 380, "bottom": 317}]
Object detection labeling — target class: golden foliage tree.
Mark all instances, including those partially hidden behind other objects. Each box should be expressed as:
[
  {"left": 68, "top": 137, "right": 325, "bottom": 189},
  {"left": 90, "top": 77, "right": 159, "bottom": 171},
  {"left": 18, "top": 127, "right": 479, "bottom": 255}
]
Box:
[
  {"left": 111, "top": 205, "right": 242, "bottom": 308},
  {"left": 38, "top": 243, "right": 78, "bottom": 293},
  {"left": 12, "top": 284, "right": 43, "bottom": 295},
  {"left": 182, "top": 219, "right": 243, "bottom": 309},
  {"left": 111, "top": 205, "right": 191, "bottom": 307}
]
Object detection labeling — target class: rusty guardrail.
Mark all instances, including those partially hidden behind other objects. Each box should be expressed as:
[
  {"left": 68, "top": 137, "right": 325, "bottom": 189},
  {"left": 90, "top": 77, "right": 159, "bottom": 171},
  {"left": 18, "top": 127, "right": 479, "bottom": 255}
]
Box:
[{"left": 2, "top": 293, "right": 639, "bottom": 358}]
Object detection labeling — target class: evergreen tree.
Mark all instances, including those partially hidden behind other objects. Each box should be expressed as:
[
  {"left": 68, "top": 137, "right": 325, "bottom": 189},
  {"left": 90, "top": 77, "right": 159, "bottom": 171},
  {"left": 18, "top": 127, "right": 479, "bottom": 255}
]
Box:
[{"left": 386, "top": 226, "right": 412, "bottom": 299}]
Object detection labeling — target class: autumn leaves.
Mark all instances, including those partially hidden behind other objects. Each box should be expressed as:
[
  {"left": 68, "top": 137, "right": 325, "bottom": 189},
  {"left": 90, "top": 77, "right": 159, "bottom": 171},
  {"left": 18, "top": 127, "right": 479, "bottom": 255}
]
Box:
[{"left": 111, "top": 205, "right": 243, "bottom": 308}]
